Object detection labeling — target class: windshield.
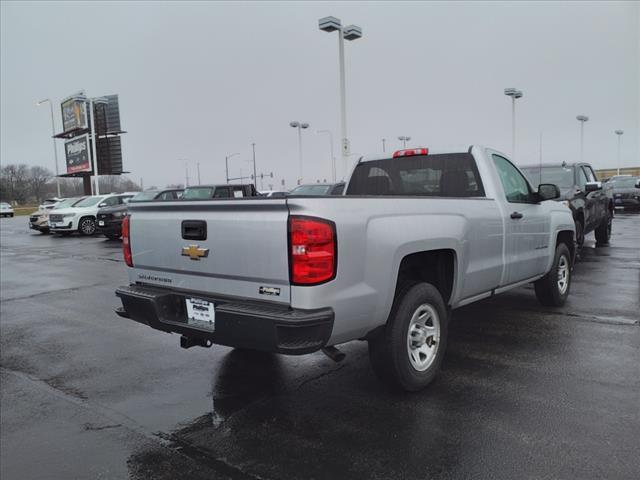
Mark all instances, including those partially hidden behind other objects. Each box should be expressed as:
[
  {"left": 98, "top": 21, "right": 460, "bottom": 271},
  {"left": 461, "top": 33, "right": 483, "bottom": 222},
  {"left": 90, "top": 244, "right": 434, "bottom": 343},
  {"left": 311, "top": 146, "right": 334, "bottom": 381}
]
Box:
[
  {"left": 290, "top": 185, "right": 332, "bottom": 196},
  {"left": 521, "top": 166, "right": 574, "bottom": 188},
  {"left": 0, "top": 203, "right": 10, "bottom": 208},
  {"left": 131, "top": 191, "right": 159, "bottom": 202},
  {"left": 611, "top": 177, "right": 638, "bottom": 189},
  {"left": 53, "top": 197, "right": 84, "bottom": 209},
  {"left": 182, "top": 187, "right": 214, "bottom": 200},
  {"left": 74, "top": 196, "right": 105, "bottom": 208}
]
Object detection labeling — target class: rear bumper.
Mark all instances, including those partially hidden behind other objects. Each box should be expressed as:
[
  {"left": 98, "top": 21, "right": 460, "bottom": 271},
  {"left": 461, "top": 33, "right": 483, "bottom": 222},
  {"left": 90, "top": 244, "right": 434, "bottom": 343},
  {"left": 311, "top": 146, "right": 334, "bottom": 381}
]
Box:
[{"left": 115, "top": 284, "right": 334, "bottom": 355}]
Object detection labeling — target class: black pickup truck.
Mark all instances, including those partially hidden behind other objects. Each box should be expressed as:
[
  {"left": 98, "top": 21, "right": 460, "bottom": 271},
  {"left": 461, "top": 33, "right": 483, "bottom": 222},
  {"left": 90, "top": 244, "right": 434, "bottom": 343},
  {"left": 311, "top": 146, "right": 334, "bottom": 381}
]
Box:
[{"left": 521, "top": 162, "right": 613, "bottom": 246}]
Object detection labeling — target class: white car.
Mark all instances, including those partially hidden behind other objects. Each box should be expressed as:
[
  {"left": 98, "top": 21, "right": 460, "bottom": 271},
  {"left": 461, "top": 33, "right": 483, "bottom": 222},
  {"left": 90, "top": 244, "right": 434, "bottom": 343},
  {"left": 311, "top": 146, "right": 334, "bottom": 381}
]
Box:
[
  {"left": 0, "top": 202, "right": 14, "bottom": 217},
  {"left": 48, "top": 194, "right": 133, "bottom": 236}
]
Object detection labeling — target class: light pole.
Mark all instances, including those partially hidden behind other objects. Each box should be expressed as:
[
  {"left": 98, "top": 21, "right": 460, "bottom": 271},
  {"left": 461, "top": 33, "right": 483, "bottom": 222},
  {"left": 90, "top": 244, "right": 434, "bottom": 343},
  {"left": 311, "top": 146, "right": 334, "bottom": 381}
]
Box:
[
  {"left": 319, "top": 16, "right": 363, "bottom": 180},
  {"left": 398, "top": 136, "right": 411, "bottom": 148},
  {"left": 225, "top": 152, "right": 239, "bottom": 184},
  {"left": 251, "top": 143, "right": 257, "bottom": 190},
  {"left": 290, "top": 121, "right": 310, "bottom": 184},
  {"left": 35, "top": 99, "right": 61, "bottom": 197},
  {"left": 381, "top": 138, "right": 386, "bottom": 153},
  {"left": 317, "top": 130, "right": 336, "bottom": 182},
  {"left": 576, "top": 115, "right": 589, "bottom": 162},
  {"left": 614, "top": 130, "right": 624, "bottom": 175},
  {"left": 183, "top": 159, "right": 190, "bottom": 187},
  {"left": 197, "top": 161, "right": 201, "bottom": 185},
  {"left": 504, "top": 88, "right": 523, "bottom": 158}
]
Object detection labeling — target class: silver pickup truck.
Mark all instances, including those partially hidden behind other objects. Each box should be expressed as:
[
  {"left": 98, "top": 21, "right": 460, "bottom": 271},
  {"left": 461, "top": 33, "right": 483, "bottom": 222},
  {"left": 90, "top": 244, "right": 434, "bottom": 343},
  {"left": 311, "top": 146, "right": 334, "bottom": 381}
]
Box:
[{"left": 116, "top": 146, "right": 575, "bottom": 391}]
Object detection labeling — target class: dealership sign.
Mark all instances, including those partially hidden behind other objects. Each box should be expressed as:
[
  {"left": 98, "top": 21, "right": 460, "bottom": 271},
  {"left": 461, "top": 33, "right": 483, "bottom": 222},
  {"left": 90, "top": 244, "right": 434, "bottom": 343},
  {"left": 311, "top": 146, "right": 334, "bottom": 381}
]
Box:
[
  {"left": 65, "top": 134, "right": 91, "bottom": 173},
  {"left": 60, "top": 96, "right": 88, "bottom": 133}
]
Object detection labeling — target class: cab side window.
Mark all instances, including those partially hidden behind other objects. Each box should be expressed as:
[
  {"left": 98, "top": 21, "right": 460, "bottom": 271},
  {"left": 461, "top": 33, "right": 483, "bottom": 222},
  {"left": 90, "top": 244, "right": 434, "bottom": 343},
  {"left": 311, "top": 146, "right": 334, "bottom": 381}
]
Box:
[
  {"left": 492, "top": 154, "right": 533, "bottom": 203},
  {"left": 583, "top": 166, "right": 597, "bottom": 183},
  {"left": 213, "top": 188, "right": 230, "bottom": 198},
  {"left": 576, "top": 167, "right": 588, "bottom": 189}
]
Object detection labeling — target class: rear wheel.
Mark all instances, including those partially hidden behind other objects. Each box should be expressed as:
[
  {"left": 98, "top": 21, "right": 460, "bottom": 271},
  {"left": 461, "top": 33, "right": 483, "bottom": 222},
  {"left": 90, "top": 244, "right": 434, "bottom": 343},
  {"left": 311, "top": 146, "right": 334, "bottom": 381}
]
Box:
[
  {"left": 79, "top": 217, "right": 96, "bottom": 236},
  {"left": 368, "top": 283, "right": 448, "bottom": 391},
  {"left": 594, "top": 210, "right": 612, "bottom": 244},
  {"left": 534, "top": 242, "right": 571, "bottom": 306}
]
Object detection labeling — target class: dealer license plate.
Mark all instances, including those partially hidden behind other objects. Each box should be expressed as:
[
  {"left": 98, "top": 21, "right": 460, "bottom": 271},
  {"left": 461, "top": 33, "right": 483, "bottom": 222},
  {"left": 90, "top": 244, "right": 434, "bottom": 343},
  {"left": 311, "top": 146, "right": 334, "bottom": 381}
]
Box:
[
  {"left": 185, "top": 297, "right": 215, "bottom": 328},
  {"left": 98, "top": 220, "right": 105, "bottom": 226}
]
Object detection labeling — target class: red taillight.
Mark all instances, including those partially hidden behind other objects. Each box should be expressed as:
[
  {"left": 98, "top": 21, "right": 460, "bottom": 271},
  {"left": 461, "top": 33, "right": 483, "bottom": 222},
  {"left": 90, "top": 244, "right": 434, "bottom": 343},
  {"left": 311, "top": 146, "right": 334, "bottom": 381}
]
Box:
[
  {"left": 122, "top": 215, "right": 133, "bottom": 267},
  {"left": 393, "top": 148, "right": 429, "bottom": 158},
  {"left": 289, "top": 216, "right": 336, "bottom": 285}
]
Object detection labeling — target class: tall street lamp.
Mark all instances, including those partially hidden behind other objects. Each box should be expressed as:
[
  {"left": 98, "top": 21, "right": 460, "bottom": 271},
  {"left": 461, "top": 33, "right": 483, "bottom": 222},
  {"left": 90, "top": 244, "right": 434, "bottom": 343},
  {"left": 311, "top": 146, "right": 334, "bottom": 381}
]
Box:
[
  {"left": 576, "top": 115, "right": 589, "bottom": 162},
  {"left": 35, "top": 99, "right": 62, "bottom": 197},
  {"left": 319, "top": 16, "right": 363, "bottom": 179},
  {"left": 317, "top": 130, "right": 336, "bottom": 182},
  {"left": 614, "top": 130, "right": 624, "bottom": 175},
  {"left": 381, "top": 138, "right": 386, "bottom": 153},
  {"left": 225, "top": 152, "right": 240, "bottom": 184},
  {"left": 398, "top": 135, "right": 411, "bottom": 148},
  {"left": 290, "top": 121, "right": 310, "bottom": 184},
  {"left": 504, "top": 88, "right": 523, "bottom": 158}
]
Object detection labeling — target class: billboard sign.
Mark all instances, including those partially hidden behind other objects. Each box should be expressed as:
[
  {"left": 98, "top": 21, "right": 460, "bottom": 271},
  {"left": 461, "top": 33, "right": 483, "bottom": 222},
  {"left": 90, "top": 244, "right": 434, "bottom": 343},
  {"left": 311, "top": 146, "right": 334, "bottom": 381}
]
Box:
[
  {"left": 65, "top": 134, "right": 91, "bottom": 174},
  {"left": 61, "top": 97, "right": 88, "bottom": 133}
]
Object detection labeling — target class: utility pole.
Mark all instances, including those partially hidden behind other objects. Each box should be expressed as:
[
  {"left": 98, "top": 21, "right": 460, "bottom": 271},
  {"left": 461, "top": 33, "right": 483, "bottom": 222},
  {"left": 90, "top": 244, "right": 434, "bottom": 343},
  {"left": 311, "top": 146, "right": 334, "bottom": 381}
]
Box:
[
  {"left": 197, "top": 162, "right": 201, "bottom": 185},
  {"left": 382, "top": 138, "right": 386, "bottom": 153},
  {"left": 184, "top": 159, "right": 189, "bottom": 187}
]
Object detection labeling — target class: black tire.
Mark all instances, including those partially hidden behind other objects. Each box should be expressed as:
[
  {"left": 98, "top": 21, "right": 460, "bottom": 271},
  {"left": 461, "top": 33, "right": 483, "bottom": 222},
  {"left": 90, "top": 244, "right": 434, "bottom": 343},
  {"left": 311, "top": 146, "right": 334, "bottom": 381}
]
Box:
[
  {"left": 575, "top": 218, "right": 584, "bottom": 247},
  {"left": 78, "top": 217, "right": 96, "bottom": 236},
  {"left": 534, "top": 242, "right": 572, "bottom": 307},
  {"left": 9, "top": 213, "right": 13, "bottom": 217},
  {"left": 594, "top": 210, "right": 612, "bottom": 244},
  {"left": 39, "top": 229, "right": 49, "bottom": 235},
  {"left": 105, "top": 233, "right": 121, "bottom": 240},
  {"left": 368, "top": 283, "right": 448, "bottom": 392}
]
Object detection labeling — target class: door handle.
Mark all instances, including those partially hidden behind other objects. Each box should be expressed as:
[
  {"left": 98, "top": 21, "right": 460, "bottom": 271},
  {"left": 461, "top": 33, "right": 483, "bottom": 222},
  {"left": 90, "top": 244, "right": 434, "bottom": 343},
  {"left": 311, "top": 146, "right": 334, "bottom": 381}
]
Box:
[{"left": 510, "top": 212, "right": 524, "bottom": 219}]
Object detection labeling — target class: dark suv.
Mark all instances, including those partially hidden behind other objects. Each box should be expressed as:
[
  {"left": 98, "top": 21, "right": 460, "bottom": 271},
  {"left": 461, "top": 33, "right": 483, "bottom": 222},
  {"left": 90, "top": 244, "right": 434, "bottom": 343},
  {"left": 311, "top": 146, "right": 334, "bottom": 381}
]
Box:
[
  {"left": 97, "top": 189, "right": 183, "bottom": 239},
  {"left": 520, "top": 162, "right": 613, "bottom": 246}
]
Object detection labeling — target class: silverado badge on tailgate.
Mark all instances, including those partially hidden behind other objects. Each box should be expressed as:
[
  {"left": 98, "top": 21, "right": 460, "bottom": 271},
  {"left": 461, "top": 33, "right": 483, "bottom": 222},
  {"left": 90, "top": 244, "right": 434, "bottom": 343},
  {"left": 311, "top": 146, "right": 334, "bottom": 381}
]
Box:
[{"left": 181, "top": 244, "right": 209, "bottom": 261}]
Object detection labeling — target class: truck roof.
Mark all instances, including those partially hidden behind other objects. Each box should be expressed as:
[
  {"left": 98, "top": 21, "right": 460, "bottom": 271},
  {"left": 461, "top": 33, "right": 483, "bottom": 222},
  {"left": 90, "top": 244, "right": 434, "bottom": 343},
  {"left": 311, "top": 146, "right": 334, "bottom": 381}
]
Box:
[{"left": 359, "top": 145, "right": 475, "bottom": 163}]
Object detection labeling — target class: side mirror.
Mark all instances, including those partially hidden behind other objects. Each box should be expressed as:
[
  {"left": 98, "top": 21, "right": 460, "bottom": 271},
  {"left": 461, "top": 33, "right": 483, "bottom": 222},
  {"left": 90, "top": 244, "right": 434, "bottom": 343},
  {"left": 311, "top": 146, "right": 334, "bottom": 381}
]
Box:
[
  {"left": 98, "top": 202, "right": 106, "bottom": 207},
  {"left": 585, "top": 181, "right": 602, "bottom": 193},
  {"left": 537, "top": 183, "right": 560, "bottom": 201}
]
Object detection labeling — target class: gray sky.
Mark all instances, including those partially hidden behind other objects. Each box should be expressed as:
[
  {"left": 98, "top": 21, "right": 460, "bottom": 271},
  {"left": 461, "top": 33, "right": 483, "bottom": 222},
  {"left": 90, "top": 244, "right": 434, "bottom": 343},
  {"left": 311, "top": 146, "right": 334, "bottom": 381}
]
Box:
[{"left": 1, "top": 1, "right": 638, "bottom": 189}]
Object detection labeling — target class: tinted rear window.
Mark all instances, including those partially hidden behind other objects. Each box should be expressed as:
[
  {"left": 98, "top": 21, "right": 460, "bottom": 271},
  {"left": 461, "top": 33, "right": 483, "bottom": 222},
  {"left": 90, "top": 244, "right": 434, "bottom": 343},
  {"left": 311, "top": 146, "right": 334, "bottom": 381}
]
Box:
[{"left": 346, "top": 153, "right": 485, "bottom": 197}]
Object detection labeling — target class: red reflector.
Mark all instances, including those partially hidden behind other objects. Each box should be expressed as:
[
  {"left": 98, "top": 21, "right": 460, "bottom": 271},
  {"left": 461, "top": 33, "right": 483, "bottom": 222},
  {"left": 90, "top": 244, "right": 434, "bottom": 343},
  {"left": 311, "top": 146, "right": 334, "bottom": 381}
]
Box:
[
  {"left": 289, "top": 216, "right": 336, "bottom": 285},
  {"left": 122, "top": 215, "right": 133, "bottom": 267},
  {"left": 393, "top": 148, "right": 429, "bottom": 158}
]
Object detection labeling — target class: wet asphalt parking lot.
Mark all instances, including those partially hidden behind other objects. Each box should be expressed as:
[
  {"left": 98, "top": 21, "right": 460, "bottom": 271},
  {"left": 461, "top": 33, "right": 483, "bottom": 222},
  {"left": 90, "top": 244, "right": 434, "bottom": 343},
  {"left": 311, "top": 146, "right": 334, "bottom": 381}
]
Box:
[{"left": 1, "top": 213, "right": 639, "bottom": 480}]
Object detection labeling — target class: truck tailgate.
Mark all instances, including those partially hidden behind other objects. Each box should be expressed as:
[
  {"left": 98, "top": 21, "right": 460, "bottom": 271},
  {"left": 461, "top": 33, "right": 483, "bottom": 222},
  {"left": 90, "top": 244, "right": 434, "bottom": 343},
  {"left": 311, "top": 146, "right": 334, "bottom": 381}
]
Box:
[{"left": 127, "top": 199, "right": 290, "bottom": 304}]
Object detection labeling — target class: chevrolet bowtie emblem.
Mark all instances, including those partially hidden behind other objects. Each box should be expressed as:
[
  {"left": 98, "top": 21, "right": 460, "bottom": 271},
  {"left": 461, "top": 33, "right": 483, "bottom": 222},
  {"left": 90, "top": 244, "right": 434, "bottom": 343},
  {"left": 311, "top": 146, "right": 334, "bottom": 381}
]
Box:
[{"left": 181, "top": 244, "right": 209, "bottom": 261}]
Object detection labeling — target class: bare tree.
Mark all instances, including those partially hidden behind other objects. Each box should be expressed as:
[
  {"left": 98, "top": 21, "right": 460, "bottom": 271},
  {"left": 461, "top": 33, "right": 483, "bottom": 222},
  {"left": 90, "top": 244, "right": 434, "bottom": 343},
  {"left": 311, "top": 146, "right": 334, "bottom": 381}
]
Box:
[
  {"left": 0, "top": 164, "right": 30, "bottom": 203},
  {"left": 27, "top": 166, "right": 53, "bottom": 203}
]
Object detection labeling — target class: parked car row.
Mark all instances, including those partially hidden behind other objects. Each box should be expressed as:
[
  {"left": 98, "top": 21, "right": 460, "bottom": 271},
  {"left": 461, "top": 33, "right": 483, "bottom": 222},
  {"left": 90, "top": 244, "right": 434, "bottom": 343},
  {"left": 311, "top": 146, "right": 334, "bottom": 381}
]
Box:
[{"left": 24, "top": 182, "right": 349, "bottom": 239}]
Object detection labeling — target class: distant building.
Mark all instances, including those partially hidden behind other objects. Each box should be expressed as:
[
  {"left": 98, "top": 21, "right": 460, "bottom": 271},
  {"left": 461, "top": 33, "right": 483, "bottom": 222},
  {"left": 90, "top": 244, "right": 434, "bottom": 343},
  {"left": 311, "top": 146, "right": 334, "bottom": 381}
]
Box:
[{"left": 595, "top": 167, "right": 640, "bottom": 180}]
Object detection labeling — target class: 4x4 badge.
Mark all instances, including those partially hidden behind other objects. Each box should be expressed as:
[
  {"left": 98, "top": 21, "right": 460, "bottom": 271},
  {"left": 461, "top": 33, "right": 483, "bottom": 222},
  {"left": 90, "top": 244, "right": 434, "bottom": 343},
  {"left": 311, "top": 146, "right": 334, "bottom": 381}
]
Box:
[{"left": 181, "top": 245, "right": 209, "bottom": 261}]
